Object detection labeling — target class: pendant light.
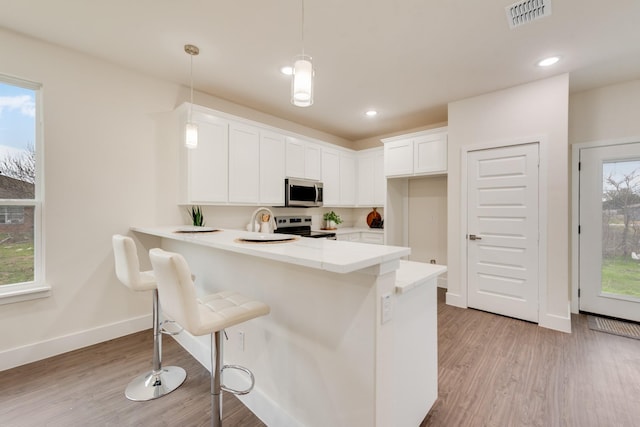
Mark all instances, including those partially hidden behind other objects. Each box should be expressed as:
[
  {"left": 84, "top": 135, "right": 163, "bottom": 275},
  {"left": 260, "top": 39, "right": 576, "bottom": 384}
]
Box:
[
  {"left": 184, "top": 44, "right": 199, "bottom": 149},
  {"left": 291, "top": 0, "right": 313, "bottom": 107}
]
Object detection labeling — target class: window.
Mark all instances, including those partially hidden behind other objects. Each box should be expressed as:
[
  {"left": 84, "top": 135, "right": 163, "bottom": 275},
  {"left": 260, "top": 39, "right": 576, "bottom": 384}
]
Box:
[{"left": 0, "top": 75, "right": 47, "bottom": 303}]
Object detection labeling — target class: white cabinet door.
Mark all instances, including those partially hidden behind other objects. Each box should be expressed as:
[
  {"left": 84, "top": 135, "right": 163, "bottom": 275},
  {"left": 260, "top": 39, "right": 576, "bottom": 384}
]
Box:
[
  {"left": 260, "top": 131, "right": 286, "bottom": 204},
  {"left": 285, "top": 137, "right": 305, "bottom": 179},
  {"left": 187, "top": 112, "right": 229, "bottom": 203},
  {"left": 305, "top": 142, "right": 322, "bottom": 180},
  {"left": 357, "top": 154, "right": 375, "bottom": 205},
  {"left": 340, "top": 153, "right": 356, "bottom": 206},
  {"left": 228, "top": 122, "right": 260, "bottom": 203},
  {"left": 337, "top": 232, "right": 360, "bottom": 242},
  {"left": 414, "top": 133, "right": 447, "bottom": 174},
  {"left": 360, "top": 232, "right": 384, "bottom": 245},
  {"left": 384, "top": 139, "right": 413, "bottom": 177},
  {"left": 286, "top": 137, "right": 322, "bottom": 180},
  {"left": 373, "top": 150, "right": 387, "bottom": 206},
  {"left": 321, "top": 148, "right": 340, "bottom": 206},
  {"left": 357, "top": 148, "right": 386, "bottom": 207}
]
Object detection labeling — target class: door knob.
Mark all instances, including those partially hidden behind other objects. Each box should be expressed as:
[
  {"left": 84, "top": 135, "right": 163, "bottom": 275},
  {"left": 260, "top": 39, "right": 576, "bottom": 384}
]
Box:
[{"left": 469, "top": 234, "right": 482, "bottom": 240}]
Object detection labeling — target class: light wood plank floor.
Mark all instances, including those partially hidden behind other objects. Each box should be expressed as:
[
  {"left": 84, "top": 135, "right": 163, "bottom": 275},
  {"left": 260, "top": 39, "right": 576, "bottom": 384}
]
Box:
[{"left": 2, "top": 289, "right": 639, "bottom": 426}]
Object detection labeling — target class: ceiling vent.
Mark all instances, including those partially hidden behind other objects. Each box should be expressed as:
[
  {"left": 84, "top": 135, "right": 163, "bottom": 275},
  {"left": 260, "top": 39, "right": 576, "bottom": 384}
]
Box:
[{"left": 506, "top": 0, "right": 552, "bottom": 29}]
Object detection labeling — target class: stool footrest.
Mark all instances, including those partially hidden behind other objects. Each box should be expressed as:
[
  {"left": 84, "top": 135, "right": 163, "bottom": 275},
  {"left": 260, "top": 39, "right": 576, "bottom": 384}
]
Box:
[
  {"left": 221, "top": 364, "right": 255, "bottom": 395},
  {"left": 160, "top": 320, "right": 183, "bottom": 336}
]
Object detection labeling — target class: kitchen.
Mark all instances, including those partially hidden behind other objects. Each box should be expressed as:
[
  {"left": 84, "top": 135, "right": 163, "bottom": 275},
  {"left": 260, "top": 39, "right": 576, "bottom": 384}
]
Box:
[{"left": 1, "top": 1, "right": 640, "bottom": 426}]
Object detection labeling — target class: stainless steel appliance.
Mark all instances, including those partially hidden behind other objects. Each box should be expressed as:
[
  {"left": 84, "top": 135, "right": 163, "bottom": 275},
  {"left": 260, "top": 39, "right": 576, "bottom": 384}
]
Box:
[
  {"left": 284, "top": 178, "right": 323, "bottom": 207},
  {"left": 274, "top": 215, "right": 337, "bottom": 239}
]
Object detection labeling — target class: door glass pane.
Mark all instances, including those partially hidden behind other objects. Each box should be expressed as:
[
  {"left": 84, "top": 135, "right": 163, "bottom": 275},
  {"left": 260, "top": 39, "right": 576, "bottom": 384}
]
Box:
[
  {"left": 602, "top": 160, "right": 640, "bottom": 299},
  {"left": 0, "top": 205, "right": 34, "bottom": 285}
]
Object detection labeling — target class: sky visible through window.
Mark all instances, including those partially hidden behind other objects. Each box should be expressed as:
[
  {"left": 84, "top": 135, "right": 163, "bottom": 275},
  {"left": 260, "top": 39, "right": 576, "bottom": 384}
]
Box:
[{"left": 0, "top": 82, "right": 36, "bottom": 158}]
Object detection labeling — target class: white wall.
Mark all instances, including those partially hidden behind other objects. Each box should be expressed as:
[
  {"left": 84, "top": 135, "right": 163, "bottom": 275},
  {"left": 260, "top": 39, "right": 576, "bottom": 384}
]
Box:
[
  {"left": 569, "top": 79, "right": 640, "bottom": 143},
  {"left": 408, "top": 176, "right": 447, "bottom": 266},
  {"left": 0, "top": 28, "right": 347, "bottom": 370},
  {"left": 446, "top": 74, "right": 571, "bottom": 332}
]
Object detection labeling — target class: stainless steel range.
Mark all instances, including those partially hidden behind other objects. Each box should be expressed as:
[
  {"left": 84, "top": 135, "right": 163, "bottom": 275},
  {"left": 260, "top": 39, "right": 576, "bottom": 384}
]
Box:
[{"left": 274, "top": 216, "right": 337, "bottom": 239}]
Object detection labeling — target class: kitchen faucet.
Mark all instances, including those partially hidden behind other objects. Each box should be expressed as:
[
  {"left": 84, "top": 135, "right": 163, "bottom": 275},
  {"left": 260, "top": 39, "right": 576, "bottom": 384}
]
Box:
[{"left": 250, "top": 207, "right": 277, "bottom": 233}]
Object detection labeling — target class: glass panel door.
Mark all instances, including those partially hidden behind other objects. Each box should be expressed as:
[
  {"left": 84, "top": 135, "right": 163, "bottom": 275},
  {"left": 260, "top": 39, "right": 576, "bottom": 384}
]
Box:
[{"left": 580, "top": 143, "right": 640, "bottom": 321}]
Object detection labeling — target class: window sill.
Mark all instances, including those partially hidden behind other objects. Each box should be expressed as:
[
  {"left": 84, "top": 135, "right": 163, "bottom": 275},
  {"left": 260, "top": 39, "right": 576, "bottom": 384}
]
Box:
[{"left": 0, "top": 283, "right": 51, "bottom": 305}]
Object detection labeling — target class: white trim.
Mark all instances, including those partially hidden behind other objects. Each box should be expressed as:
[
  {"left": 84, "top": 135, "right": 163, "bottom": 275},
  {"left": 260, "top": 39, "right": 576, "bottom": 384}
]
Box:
[
  {"left": 0, "top": 74, "right": 46, "bottom": 302},
  {"left": 459, "top": 136, "right": 557, "bottom": 329},
  {"left": 571, "top": 136, "right": 640, "bottom": 314},
  {"left": 0, "top": 315, "right": 151, "bottom": 372}
]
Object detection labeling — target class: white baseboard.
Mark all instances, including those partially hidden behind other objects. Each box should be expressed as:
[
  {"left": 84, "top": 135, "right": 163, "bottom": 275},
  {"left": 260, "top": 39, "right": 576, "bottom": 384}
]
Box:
[
  {"left": 0, "top": 314, "right": 151, "bottom": 372},
  {"left": 539, "top": 305, "right": 572, "bottom": 333},
  {"left": 445, "top": 291, "right": 466, "bottom": 308},
  {"left": 172, "top": 330, "right": 302, "bottom": 427}
]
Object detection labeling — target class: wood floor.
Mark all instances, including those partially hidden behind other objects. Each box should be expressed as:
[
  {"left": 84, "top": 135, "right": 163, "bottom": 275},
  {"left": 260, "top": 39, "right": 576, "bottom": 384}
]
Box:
[{"left": 2, "top": 288, "right": 639, "bottom": 426}]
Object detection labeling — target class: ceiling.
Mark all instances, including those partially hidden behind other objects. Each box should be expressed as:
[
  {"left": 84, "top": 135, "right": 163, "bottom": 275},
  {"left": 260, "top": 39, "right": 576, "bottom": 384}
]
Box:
[{"left": 1, "top": 0, "right": 639, "bottom": 141}]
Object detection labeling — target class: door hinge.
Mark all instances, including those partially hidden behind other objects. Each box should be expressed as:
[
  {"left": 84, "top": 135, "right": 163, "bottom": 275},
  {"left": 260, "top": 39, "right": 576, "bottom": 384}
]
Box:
[
  {"left": 578, "top": 288, "right": 581, "bottom": 298},
  {"left": 578, "top": 225, "right": 581, "bottom": 234},
  {"left": 578, "top": 161, "right": 582, "bottom": 171}
]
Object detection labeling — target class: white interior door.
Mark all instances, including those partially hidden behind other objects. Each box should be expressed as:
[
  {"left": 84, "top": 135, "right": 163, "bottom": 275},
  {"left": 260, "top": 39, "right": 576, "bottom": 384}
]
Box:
[
  {"left": 579, "top": 143, "right": 640, "bottom": 322},
  {"left": 467, "top": 143, "right": 539, "bottom": 322}
]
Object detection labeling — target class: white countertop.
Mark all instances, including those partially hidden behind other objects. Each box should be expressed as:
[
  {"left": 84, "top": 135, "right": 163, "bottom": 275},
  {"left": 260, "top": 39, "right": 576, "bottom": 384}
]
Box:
[
  {"left": 132, "top": 226, "right": 410, "bottom": 274},
  {"left": 395, "top": 260, "right": 448, "bottom": 294},
  {"left": 315, "top": 227, "right": 384, "bottom": 235}
]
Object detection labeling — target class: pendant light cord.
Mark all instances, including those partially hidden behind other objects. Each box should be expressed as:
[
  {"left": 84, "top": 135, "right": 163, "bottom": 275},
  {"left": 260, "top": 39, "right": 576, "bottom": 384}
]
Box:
[
  {"left": 189, "top": 53, "right": 194, "bottom": 122},
  {"left": 301, "top": 0, "right": 305, "bottom": 55}
]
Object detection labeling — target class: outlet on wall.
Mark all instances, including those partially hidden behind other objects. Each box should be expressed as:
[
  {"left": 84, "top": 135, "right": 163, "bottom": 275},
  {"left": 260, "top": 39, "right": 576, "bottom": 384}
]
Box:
[{"left": 381, "top": 293, "right": 392, "bottom": 324}]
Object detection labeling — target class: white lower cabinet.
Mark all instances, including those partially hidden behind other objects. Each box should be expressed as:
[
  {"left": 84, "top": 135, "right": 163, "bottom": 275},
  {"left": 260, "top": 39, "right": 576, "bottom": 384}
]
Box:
[
  {"left": 336, "top": 231, "right": 384, "bottom": 244},
  {"left": 360, "top": 232, "right": 384, "bottom": 245}
]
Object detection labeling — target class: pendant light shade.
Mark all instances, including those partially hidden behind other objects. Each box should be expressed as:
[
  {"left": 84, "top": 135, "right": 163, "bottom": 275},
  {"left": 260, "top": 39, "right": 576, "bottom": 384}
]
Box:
[
  {"left": 291, "top": 0, "right": 314, "bottom": 107},
  {"left": 292, "top": 54, "right": 314, "bottom": 107},
  {"left": 185, "top": 122, "right": 198, "bottom": 149},
  {"left": 184, "top": 44, "right": 199, "bottom": 149}
]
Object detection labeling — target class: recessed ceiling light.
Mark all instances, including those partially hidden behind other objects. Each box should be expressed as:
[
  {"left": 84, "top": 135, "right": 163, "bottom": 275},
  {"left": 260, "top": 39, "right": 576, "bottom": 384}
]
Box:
[
  {"left": 537, "top": 56, "right": 560, "bottom": 67},
  {"left": 281, "top": 66, "right": 293, "bottom": 76},
  {"left": 365, "top": 110, "right": 378, "bottom": 117}
]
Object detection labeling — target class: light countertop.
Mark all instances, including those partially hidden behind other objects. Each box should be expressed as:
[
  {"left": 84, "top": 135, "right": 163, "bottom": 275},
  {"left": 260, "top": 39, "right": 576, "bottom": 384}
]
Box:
[
  {"left": 395, "top": 260, "right": 447, "bottom": 294},
  {"left": 132, "top": 226, "right": 409, "bottom": 274}
]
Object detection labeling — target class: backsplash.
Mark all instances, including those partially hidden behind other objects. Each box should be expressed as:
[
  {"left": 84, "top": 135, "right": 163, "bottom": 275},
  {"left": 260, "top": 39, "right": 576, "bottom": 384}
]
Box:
[{"left": 179, "top": 206, "right": 384, "bottom": 230}]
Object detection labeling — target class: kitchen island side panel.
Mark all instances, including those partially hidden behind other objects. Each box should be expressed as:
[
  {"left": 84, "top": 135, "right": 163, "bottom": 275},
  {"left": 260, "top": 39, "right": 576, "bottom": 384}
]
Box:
[{"left": 162, "top": 238, "right": 378, "bottom": 427}]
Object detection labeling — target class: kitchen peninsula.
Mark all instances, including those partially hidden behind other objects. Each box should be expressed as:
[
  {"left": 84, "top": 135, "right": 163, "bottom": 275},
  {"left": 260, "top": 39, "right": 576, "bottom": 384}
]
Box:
[{"left": 132, "top": 226, "right": 445, "bottom": 427}]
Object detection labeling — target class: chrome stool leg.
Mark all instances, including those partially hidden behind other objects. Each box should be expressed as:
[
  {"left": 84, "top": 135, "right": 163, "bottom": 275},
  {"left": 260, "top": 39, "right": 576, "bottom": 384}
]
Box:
[
  {"left": 125, "top": 289, "right": 187, "bottom": 401},
  {"left": 212, "top": 331, "right": 223, "bottom": 427}
]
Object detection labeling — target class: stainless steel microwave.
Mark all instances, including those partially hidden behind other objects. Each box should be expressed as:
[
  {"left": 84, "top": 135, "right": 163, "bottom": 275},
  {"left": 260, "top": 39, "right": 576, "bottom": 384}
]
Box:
[{"left": 284, "top": 178, "right": 323, "bottom": 207}]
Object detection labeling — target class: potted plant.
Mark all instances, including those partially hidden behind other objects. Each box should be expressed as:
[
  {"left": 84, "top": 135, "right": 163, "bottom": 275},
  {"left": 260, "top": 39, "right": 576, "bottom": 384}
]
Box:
[
  {"left": 188, "top": 205, "right": 205, "bottom": 227},
  {"left": 323, "top": 211, "right": 342, "bottom": 229}
]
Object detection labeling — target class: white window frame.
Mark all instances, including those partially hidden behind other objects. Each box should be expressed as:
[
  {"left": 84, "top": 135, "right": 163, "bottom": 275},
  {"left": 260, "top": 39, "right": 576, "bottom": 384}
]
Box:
[{"left": 0, "top": 74, "right": 48, "bottom": 304}]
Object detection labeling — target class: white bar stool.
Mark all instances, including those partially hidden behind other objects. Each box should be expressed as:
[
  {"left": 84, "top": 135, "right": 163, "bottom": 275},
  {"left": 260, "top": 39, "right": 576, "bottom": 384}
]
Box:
[
  {"left": 149, "top": 248, "right": 270, "bottom": 427},
  {"left": 112, "top": 235, "right": 187, "bottom": 401}
]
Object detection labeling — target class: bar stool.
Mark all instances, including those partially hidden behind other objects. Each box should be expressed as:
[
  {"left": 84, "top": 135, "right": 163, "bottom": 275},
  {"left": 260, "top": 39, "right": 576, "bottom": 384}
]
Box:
[
  {"left": 112, "top": 235, "right": 187, "bottom": 401},
  {"left": 149, "top": 248, "right": 270, "bottom": 427}
]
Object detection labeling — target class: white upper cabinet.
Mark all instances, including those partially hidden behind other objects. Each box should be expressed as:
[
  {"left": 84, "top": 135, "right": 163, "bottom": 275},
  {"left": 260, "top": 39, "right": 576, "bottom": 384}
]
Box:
[
  {"left": 259, "top": 131, "right": 286, "bottom": 205},
  {"left": 414, "top": 133, "right": 447, "bottom": 175},
  {"left": 321, "top": 148, "right": 340, "bottom": 206},
  {"left": 228, "top": 122, "right": 260, "bottom": 203},
  {"left": 357, "top": 147, "right": 386, "bottom": 207},
  {"left": 384, "top": 139, "right": 414, "bottom": 177},
  {"left": 322, "top": 148, "right": 356, "bottom": 206},
  {"left": 340, "top": 153, "right": 356, "bottom": 205},
  {"left": 285, "top": 137, "right": 321, "bottom": 180},
  {"left": 183, "top": 110, "right": 229, "bottom": 204},
  {"left": 382, "top": 127, "right": 447, "bottom": 177}
]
